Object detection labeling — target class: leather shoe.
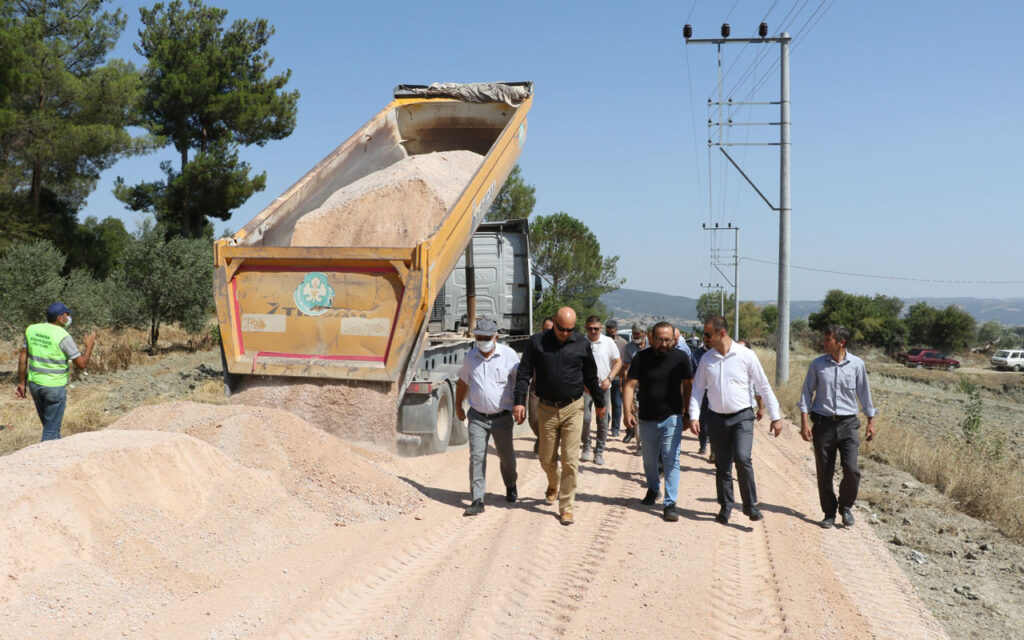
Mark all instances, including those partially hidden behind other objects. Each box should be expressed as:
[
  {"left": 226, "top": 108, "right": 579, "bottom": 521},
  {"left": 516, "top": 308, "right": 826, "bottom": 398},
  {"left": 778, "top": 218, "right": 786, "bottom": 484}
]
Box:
[
  {"left": 545, "top": 487, "right": 558, "bottom": 504},
  {"left": 746, "top": 506, "right": 764, "bottom": 522},
  {"left": 663, "top": 504, "right": 679, "bottom": 522},
  {"left": 622, "top": 428, "right": 635, "bottom": 443},
  {"left": 820, "top": 516, "right": 835, "bottom": 529},
  {"left": 641, "top": 489, "right": 659, "bottom": 505},
  {"left": 840, "top": 508, "right": 855, "bottom": 527},
  {"left": 506, "top": 485, "right": 518, "bottom": 503},
  {"left": 560, "top": 511, "right": 574, "bottom": 525},
  {"left": 715, "top": 507, "right": 730, "bottom": 524},
  {"left": 463, "top": 500, "right": 484, "bottom": 516}
]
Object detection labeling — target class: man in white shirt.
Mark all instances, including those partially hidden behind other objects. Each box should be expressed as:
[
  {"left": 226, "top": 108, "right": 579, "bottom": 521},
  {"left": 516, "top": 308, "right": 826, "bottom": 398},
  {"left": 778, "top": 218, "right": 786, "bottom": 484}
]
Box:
[
  {"left": 455, "top": 317, "right": 520, "bottom": 516},
  {"left": 688, "top": 316, "right": 783, "bottom": 525},
  {"left": 581, "top": 315, "right": 622, "bottom": 465}
]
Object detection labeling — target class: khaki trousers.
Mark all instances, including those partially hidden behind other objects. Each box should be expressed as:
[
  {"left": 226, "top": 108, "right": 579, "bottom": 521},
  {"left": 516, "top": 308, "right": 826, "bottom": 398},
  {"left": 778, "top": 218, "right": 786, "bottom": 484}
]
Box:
[{"left": 536, "top": 397, "right": 584, "bottom": 514}]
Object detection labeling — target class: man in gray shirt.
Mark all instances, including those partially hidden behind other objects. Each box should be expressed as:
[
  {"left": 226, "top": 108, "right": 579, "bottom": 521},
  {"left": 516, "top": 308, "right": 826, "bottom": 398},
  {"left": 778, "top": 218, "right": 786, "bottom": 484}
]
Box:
[{"left": 798, "top": 325, "right": 878, "bottom": 529}]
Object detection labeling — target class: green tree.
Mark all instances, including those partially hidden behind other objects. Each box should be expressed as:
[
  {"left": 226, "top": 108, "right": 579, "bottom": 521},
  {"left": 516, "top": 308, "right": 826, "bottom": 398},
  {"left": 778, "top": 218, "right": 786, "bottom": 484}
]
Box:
[
  {"left": 808, "top": 289, "right": 906, "bottom": 350},
  {"left": 761, "top": 304, "right": 778, "bottom": 335},
  {"left": 114, "top": 220, "right": 213, "bottom": 347},
  {"left": 737, "top": 301, "right": 765, "bottom": 342},
  {"left": 976, "top": 320, "right": 1002, "bottom": 346},
  {"left": 0, "top": 0, "right": 146, "bottom": 213},
  {"left": 904, "top": 301, "right": 937, "bottom": 345},
  {"left": 117, "top": 0, "right": 298, "bottom": 238},
  {"left": 68, "top": 216, "right": 132, "bottom": 279},
  {"left": 928, "top": 305, "right": 975, "bottom": 352},
  {"left": 530, "top": 211, "right": 622, "bottom": 325},
  {"left": 696, "top": 291, "right": 734, "bottom": 324},
  {"left": 486, "top": 165, "right": 535, "bottom": 221}
]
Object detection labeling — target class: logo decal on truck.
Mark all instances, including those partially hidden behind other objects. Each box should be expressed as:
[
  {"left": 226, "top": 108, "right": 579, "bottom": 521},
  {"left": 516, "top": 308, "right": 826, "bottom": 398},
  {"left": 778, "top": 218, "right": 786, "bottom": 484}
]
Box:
[{"left": 294, "top": 272, "right": 335, "bottom": 316}]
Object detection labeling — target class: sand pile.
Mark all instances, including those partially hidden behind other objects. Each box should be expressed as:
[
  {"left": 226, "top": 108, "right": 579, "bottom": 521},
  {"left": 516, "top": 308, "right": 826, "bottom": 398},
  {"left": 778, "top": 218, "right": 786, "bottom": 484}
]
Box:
[
  {"left": 0, "top": 403, "right": 422, "bottom": 637},
  {"left": 228, "top": 376, "right": 401, "bottom": 446},
  {"left": 289, "top": 150, "right": 482, "bottom": 247},
  {"left": 111, "top": 401, "right": 422, "bottom": 522}
]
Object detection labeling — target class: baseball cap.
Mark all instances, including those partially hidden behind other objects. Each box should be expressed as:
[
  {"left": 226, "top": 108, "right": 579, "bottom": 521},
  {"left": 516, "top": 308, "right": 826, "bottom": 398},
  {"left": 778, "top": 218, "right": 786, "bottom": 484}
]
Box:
[
  {"left": 46, "top": 302, "right": 71, "bottom": 321},
  {"left": 473, "top": 317, "right": 498, "bottom": 337},
  {"left": 605, "top": 319, "right": 618, "bottom": 329}
]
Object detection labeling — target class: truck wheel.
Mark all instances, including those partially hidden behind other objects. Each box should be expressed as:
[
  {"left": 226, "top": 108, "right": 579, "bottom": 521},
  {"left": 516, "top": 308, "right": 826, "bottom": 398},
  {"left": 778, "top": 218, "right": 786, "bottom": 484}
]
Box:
[
  {"left": 420, "top": 383, "right": 454, "bottom": 455},
  {"left": 220, "top": 340, "right": 243, "bottom": 397},
  {"left": 449, "top": 394, "right": 469, "bottom": 446}
]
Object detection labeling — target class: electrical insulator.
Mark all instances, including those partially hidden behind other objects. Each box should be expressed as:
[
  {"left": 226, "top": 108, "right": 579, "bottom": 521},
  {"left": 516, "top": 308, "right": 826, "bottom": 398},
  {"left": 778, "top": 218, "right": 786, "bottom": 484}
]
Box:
[
  {"left": 759, "top": 22, "right": 768, "bottom": 37},
  {"left": 683, "top": 24, "right": 693, "bottom": 39},
  {"left": 721, "top": 23, "right": 730, "bottom": 37}
]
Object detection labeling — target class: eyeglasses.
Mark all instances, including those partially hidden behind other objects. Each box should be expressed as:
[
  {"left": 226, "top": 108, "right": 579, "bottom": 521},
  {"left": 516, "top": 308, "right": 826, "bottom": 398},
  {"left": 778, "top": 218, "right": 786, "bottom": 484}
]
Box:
[
  {"left": 586, "top": 326, "right": 602, "bottom": 332},
  {"left": 554, "top": 324, "right": 574, "bottom": 333}
]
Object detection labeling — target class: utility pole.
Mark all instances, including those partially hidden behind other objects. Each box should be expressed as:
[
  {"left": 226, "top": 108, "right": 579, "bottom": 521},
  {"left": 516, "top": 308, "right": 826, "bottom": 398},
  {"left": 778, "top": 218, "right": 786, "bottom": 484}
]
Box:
[
  {"left": 699, "top": 282, "right": 724, "bottom": 316},
  {"left": 685, "top": 22, "right": 792, "bottom": 383},
  {"left": 703, "top": 223, "right": 739, "bottom": 340}
]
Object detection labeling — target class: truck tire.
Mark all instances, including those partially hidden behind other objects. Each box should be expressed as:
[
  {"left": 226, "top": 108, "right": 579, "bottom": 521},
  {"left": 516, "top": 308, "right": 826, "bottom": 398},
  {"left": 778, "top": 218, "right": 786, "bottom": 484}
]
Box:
[
  {"left": 420, "top": 383, "right": 454, "bottom": 455},
  {"left": 449, "top": 393, "right": 469, "bottom": 446}
]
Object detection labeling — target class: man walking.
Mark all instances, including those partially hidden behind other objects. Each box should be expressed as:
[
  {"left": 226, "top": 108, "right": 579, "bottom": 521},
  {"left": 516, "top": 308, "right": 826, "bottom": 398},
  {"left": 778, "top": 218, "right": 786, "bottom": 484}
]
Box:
[
  {"left": 798, "top": 325, "right": 878, "bottom": 529},
  {"left": 606, "top": 319, "right": 628, "bottom": 438},
  {"left": 688, "top": 316, "right": 782, "bottom": 524},
  {"left": 513, "top": 307, "right": 605, "bottom": 525},
  {"left": 16, "top": 302, "right": 95, "bottom": 441},
  {"left": 622, "top": 322, "right": 694, "bottom": 522},
  {"left": 581, "top": 315, "right": 621, "bottom": 465},
  {"left": 455, "top": 317, "right": 520, "bottom": 516}
]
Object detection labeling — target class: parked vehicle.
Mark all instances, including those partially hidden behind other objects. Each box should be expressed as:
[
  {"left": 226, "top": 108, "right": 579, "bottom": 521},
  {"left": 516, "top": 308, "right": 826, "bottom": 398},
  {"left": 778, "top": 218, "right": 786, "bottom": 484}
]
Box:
[
  {"left": 991, "top": 349, "right": 1024, "bottom": 371},
  {"left": 897, "top": 348, "right": 960, "bottom": 371}
]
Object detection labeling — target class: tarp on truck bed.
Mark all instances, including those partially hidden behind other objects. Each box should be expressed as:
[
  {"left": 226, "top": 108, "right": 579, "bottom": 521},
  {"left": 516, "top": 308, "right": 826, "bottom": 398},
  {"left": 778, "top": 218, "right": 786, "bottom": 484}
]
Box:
[{"left": 393, "top": 82, "right": 533, "bottom": 106}]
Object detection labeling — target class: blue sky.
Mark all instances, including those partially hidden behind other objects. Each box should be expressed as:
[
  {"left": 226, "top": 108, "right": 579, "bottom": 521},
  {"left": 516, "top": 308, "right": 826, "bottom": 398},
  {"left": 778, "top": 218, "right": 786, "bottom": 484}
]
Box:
[{"left": 88, "top": 0, "right": 1024, "bottom": 302}]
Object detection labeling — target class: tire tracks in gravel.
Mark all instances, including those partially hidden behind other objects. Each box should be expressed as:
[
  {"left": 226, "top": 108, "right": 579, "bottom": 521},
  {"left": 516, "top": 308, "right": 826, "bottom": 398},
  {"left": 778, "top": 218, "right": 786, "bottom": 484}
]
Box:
[
  {"left": 755, "top": 425, "right": 948, "bottom": 640},
  {"left": 273, "top": 437, "right": 642, "bottom": 640}
]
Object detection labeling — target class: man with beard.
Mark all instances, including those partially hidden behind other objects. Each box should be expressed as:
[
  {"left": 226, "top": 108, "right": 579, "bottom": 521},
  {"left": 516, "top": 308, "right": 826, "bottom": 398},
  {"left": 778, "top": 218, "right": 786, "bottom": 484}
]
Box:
[{"left": 622, "top": 322, "right": 694, "bottom": 522}]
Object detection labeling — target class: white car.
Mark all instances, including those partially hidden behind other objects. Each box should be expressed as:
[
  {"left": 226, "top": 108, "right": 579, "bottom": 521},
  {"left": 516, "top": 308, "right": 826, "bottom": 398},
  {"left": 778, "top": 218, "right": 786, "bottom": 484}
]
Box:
[{"left": 991, "top": 349, "right": 1024, "bottom": 371}]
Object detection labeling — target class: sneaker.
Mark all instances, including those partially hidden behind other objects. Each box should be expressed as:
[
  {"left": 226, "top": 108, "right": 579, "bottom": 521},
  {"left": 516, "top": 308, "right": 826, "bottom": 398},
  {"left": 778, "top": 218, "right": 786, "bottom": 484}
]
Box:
[
  {"left": 560, "top": 511, "right": 574, "bottom": 526},
  {"left": 545, "top": 487, "right": 558, "bottom": 504},
  {"left": 593, "top": 451, "right": 604, "bottom": 465},
  {"left": 580, "top": 447, "right": 592, "bottom": 463},
  {"left": 641, "top": 489, "right": 659, "bottom": 505},
  {"left": 506, "top": 485, "right": 518, "bottom": 503},
  {"left": 463, "top": 500, "right": 484, "bottom": 516},
  {"left": 663, "top": 504, "right": 679, "bottom": 522},
  {"left": 840, "top": 508, "right": 855, "bottom": 527},
  {"left": 820, "top": 516, "right": 835, "bottom": 529},
  {"left": 611, "top": 430, "right": 621, "bottom": 438}
]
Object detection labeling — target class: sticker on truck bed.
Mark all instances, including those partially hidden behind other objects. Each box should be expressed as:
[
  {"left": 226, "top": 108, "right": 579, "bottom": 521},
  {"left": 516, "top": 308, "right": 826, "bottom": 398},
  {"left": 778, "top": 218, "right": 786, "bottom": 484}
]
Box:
[{"left": 294, "top": 272, "right": 336, "bottom": 316}]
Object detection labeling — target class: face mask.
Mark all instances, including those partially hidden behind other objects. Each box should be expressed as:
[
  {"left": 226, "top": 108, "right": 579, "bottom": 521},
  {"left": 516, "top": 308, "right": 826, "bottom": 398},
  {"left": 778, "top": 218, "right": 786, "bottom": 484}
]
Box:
[
  {"left": 633, "top": 337, "right": 644, "bottom": 345},
  {"left": 476, "top": 339, "right": 495, "bottom": 353},
  {"left": 64, "top": 315, "right": 72, "bottom": 328}
]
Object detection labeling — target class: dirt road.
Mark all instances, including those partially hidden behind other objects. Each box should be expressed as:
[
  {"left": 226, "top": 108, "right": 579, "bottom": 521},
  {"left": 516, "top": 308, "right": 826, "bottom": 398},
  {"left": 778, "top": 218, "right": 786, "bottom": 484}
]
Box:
[{"left": 0, "top": 405, "right": 948, "bottom": 640}]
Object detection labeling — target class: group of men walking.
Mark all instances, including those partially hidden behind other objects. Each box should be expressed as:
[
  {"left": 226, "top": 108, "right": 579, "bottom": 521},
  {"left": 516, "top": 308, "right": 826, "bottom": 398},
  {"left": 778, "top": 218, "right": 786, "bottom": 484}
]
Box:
[{"left": 458, "top": 305, "right": 878, "bottom": 530}]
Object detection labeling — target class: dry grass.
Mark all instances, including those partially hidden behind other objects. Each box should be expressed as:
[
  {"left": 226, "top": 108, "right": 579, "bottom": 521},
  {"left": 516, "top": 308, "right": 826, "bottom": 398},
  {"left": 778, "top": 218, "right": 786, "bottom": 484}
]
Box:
[{"left": 754, "top": 345, "right": 1024, "bottom": 542}]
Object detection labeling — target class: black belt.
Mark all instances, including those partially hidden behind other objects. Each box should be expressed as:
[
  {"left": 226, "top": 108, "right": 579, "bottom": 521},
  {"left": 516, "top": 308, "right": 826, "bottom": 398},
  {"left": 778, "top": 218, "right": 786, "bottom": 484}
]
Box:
[
  {"left": 471, "top": 408, "right": 510, "bottom": 419},
  {"left": 538, "top": 396, "right": 581, "bottom": 409},
  {"left": 709, "top": 407, "right": 753, "bottom": 419},
  {"left": 811, "top": 412, "right": 856, "bottom": 422}
]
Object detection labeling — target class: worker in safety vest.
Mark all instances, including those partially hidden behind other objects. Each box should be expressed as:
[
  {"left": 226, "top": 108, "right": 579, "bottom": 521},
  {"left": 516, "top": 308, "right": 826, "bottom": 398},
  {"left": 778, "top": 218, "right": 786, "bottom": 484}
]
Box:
[{"left": 15, "top": 302, "right": 96, "bottom": 441}]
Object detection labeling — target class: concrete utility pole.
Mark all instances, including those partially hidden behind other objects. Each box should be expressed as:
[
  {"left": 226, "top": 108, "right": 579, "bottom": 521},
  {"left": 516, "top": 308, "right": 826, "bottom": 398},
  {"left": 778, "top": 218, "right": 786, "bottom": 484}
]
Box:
[
  {"left": 685, "top": 23, "right": 792, "bottom": 384},
  {"left": 703, "top": 223, "right": 740, "bottom": 340}
]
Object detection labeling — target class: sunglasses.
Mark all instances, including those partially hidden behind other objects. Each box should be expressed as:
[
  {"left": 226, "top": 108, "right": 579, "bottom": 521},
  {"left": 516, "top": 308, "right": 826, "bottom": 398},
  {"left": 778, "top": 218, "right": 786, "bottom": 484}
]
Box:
[
  {"left": 554, "top": 324, "right": 574, "bottom": 333},
  {"left": 586, "top": 326, "right": 602, "bottom": 332}
]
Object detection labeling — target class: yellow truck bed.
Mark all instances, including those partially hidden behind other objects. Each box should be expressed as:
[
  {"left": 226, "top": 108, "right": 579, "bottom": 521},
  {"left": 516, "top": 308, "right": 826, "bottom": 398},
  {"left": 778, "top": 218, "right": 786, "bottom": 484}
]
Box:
[{"left": 213, "top": 83, "right": 533, "bottom": 385}]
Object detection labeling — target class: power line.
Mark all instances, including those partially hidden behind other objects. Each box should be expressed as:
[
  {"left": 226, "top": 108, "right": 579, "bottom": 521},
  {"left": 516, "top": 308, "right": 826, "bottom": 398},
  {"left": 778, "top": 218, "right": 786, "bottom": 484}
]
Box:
[{"left": 740, "top": 257, "right": 1024, "bottom": 285}]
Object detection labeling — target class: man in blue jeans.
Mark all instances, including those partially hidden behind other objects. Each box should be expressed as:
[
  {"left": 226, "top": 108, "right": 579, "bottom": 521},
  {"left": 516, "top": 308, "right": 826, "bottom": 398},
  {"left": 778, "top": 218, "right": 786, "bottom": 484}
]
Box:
[
  {"left": 16, "top": 302, "right": 95, "bottom": 441},
  {"left": 622, "top": 322, "right": 694, "bottom": 522}
]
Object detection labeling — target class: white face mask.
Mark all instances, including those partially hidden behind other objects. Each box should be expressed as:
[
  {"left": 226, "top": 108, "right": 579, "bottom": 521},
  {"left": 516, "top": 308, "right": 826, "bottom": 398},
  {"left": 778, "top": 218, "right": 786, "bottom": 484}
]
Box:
[
  {"left": 476, "top": 339, "right": 495, "bottom": 353},
  {"left": 633, "top": 337, "right": 644, "bottom": 345},
  {"left": 64, "top": 315, "right": 72, "bottom": 328}
]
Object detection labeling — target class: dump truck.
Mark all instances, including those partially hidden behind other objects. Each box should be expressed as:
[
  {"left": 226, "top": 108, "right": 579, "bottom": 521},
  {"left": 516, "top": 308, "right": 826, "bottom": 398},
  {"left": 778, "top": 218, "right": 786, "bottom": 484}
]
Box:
[{"left": 213, "top": 82, "right": 534, "bottom": 453}]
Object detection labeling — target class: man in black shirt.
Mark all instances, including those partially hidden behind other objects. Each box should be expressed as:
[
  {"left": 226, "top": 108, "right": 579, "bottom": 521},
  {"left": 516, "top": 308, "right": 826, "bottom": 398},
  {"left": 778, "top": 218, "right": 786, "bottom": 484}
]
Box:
[
  {"left": 514, "top": 307, "right": 605, "bottom": 525},
  {"left": 622, "top": 322, "right": 694, "bottom": 522}
]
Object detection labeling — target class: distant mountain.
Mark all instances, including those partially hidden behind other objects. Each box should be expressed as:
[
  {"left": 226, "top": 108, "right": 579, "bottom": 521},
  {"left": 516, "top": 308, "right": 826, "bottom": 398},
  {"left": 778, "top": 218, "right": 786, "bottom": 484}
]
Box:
[{"left": 601, "top": 288, "right": 1024, "bottom": 326}]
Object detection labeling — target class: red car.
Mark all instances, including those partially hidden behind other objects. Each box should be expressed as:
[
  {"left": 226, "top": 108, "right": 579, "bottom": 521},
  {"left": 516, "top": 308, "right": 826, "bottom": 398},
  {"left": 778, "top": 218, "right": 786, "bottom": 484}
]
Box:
[{"left": 896, "top": 348, "right": 960, "bottom": 371}]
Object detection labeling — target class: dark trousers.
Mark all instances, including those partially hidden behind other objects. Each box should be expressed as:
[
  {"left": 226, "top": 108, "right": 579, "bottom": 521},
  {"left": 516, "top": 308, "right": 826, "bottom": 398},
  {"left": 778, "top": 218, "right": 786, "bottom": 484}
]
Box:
[
  {"left": 706, "top": 407, "right": 757, "bottom": 512},
  {"left": 697, "top": 393, "right": 710, "bottom": 450},
  {"left": 811, "top": 414, "right": 862, "bottom": 517},
  {"left": 609, "top": 378, "right": 623, "bottom": 436}
]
